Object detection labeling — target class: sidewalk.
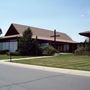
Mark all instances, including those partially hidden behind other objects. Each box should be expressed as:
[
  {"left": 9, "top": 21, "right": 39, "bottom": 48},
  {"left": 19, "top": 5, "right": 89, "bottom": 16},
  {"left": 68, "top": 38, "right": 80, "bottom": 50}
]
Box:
[{"left": 0, "top": 56, "right": 53, "bottom": 61}]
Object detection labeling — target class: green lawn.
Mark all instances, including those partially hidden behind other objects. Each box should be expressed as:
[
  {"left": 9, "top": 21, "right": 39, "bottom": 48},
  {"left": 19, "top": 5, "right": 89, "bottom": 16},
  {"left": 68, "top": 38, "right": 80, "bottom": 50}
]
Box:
[
  {"left": 0, "top": 54, "right": 29, "bottom": 60},
  {"left": 13, "top": 54, "right": 90, "bottom": 71}
]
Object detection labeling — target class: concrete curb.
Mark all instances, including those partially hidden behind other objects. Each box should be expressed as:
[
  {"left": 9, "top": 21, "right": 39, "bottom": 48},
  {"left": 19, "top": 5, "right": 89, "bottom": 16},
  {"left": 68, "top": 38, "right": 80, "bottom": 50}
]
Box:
[{"left": 0, "top": 61, "right": 90, "bottom": 77}]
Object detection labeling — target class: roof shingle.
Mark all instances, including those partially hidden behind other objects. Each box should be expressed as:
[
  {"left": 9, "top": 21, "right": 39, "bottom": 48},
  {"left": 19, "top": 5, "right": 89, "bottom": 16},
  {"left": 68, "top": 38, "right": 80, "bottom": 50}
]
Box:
[{"left": 5, "top": 23, "right": 75, "bottom": 43}]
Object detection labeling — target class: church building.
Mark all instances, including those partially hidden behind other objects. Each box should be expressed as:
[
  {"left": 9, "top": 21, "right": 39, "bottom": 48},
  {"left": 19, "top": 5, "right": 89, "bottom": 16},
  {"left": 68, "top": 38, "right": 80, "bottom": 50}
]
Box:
[{"left": 0, "top": 23, "right": 76, "bottom": 52}]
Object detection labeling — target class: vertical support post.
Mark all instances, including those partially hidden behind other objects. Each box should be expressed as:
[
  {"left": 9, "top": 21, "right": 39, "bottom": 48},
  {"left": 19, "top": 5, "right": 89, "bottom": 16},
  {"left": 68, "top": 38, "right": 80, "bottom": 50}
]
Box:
[
  {"left": 36, "top": 35, "right": 38, "bottom": 40},
  {"left": 54, "top": 29, "right": 56, "bottom": 48},
  {"left": 50, "top": 29, "right": 60, "bottom": 50},
  {"left": 54, "top": 29, "right": 56, "bottom": 42},
  {"left": 17, "top": 36, "right": 19, "bottom": 51},
  {"left": 9, "top": 40, "right": 12, "bottom": 62},
  {"left": 9, "top": 52, "right": 12, "bottom": 62},
  {"left": 35, "top": 35, "right": 38, "bottom": 56}
]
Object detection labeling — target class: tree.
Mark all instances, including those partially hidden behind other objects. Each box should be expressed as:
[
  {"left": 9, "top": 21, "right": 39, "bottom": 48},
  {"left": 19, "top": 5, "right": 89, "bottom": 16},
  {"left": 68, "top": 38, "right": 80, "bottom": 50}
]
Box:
[
  {"left": 18, "top": 27, "right": 33, "bottom": 55},
  {"left": 30, "top": 36, "right": 42, "bottom": 56},
  {"left": 0, "top": 28, "right": 2, "bottom": 35},
  {"left": 18, "top": 27, "right": 42, "bottom": 56}
]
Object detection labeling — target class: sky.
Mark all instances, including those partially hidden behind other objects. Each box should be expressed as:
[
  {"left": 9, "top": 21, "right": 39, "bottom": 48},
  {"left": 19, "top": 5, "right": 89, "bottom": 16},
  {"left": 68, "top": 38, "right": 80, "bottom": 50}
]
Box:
[{"left": 0, "top": 0, "right": 90, "bottom": 42}]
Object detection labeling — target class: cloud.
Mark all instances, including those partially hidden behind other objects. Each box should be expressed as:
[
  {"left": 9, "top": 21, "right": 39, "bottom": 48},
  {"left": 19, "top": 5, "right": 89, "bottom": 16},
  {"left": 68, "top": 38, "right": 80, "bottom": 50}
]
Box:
[
  {"left": 81, "top": 14, "right": 85, "bottom": 17},
  {"left": 81, "top": 10, "right": 90, "bottom": 18}
]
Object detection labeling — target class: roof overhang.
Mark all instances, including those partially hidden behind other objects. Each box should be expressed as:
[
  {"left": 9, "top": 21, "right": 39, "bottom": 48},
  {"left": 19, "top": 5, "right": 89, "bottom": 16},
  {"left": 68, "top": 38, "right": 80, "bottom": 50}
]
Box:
[
  {"left": 79, "top": 31, "right": 90, "bottom": 37},
  {"left": 0, "top": 34, "right": 75, "bottom": 43},
  {"left": 0, "top": 34, "right": 21, "bottom": 40}
]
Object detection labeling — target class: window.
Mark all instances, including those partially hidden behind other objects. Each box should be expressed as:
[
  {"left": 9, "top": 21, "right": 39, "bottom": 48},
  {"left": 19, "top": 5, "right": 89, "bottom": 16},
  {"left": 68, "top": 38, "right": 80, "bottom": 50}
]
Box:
[{"left": 64, "top": 44, "right": 69, "bottom": 52}]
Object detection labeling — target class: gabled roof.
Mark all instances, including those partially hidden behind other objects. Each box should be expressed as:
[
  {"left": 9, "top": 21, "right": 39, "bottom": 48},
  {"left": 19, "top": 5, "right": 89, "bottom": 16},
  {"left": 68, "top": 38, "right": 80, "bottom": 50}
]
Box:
[{"left": 5, "top": 23, "right": 75, "bottom": 43}]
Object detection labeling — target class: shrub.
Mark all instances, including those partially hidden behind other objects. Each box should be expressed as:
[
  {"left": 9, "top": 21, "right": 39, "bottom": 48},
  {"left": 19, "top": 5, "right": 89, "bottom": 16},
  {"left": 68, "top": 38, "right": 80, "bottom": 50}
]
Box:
[
  {"left": 85, "top": 44, "right": 90, "bottom": 51},
  {"left": 75, "top": 47, "right": 84, "bottom": 55},
  {"left": 41, "top": 45, "right": 57, "bottom": 56},
  {"left": 75, "top": 45, "right": 90, "bottom": 55},
  {"left": 0, "top": 50, "right": 9, "bottom": 54}
]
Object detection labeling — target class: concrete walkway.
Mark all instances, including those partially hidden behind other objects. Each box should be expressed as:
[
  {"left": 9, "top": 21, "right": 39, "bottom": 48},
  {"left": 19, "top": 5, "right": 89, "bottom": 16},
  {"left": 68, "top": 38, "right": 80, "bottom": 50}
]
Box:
[{"left": 0, "top": 56, "right": 53, "bottom": 61}]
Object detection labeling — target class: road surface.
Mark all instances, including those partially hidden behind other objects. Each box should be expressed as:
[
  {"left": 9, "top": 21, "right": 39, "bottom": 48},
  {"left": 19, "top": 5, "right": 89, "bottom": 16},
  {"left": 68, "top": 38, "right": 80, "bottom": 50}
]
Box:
[{"left": 0, "top": 62, "right": 90, "bottom": 90}]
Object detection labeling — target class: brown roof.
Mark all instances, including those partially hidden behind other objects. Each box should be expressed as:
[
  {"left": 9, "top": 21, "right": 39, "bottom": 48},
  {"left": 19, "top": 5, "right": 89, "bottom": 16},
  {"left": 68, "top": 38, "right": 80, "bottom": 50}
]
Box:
[
  {"left": 5, "top": 23, "right": 75, "bottom": 43},
  {"left": 79, "top": 31, "right": 90, "bottom": 37}
]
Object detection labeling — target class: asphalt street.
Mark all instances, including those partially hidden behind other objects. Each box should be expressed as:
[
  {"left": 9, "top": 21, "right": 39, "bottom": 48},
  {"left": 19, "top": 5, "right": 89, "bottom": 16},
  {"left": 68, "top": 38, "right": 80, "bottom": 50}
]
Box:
[{"left": 0, "top": 63, "right": 90, "bottom": 90}]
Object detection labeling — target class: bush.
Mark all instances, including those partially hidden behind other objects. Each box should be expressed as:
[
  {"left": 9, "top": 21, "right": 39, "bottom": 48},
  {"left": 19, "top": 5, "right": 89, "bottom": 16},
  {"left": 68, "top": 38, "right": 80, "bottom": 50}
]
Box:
[
  {"left": 75, "top": 45, "right": 90, "bottom": 55},
  {"left": 0, "top": 50, "right": 9, "bottom": 54},
  {"left": 75, "top": 47, "right": 85, "bottom": 55},
  {"left": 85, "top": 44, "right": 90, "bottom": 51},
  {"left": 41, "top": 45, "right": 57, "bottom": 56}
]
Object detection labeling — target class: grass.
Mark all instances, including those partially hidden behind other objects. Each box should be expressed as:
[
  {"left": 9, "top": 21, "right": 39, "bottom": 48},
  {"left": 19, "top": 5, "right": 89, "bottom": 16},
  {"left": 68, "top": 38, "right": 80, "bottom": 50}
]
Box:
[
  {"left": 12, "top": 54, "right": 90, "bottom": 71},
  {"left": 0, "top": 54, "right": 29, "bottom": 60}
]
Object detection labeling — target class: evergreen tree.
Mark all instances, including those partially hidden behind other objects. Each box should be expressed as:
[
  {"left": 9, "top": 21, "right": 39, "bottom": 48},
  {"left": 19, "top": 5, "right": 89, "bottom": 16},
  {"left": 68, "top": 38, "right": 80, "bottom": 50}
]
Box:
[
  {"left": 18, "top": 27, "right": 33, "bottom": 55},
  {"left": 30, "top": 36, "right": 42, "bottom": 56},
  {"left": 18, "top": 27, "right": 42, "bottom": 56}
]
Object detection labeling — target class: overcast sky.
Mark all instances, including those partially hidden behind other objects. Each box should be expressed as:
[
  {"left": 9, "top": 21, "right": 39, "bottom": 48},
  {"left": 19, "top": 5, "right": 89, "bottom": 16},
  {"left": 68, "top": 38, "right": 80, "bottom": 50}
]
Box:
[{"left": 0, "top": 0, "right": 90, "bottom": 42}]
